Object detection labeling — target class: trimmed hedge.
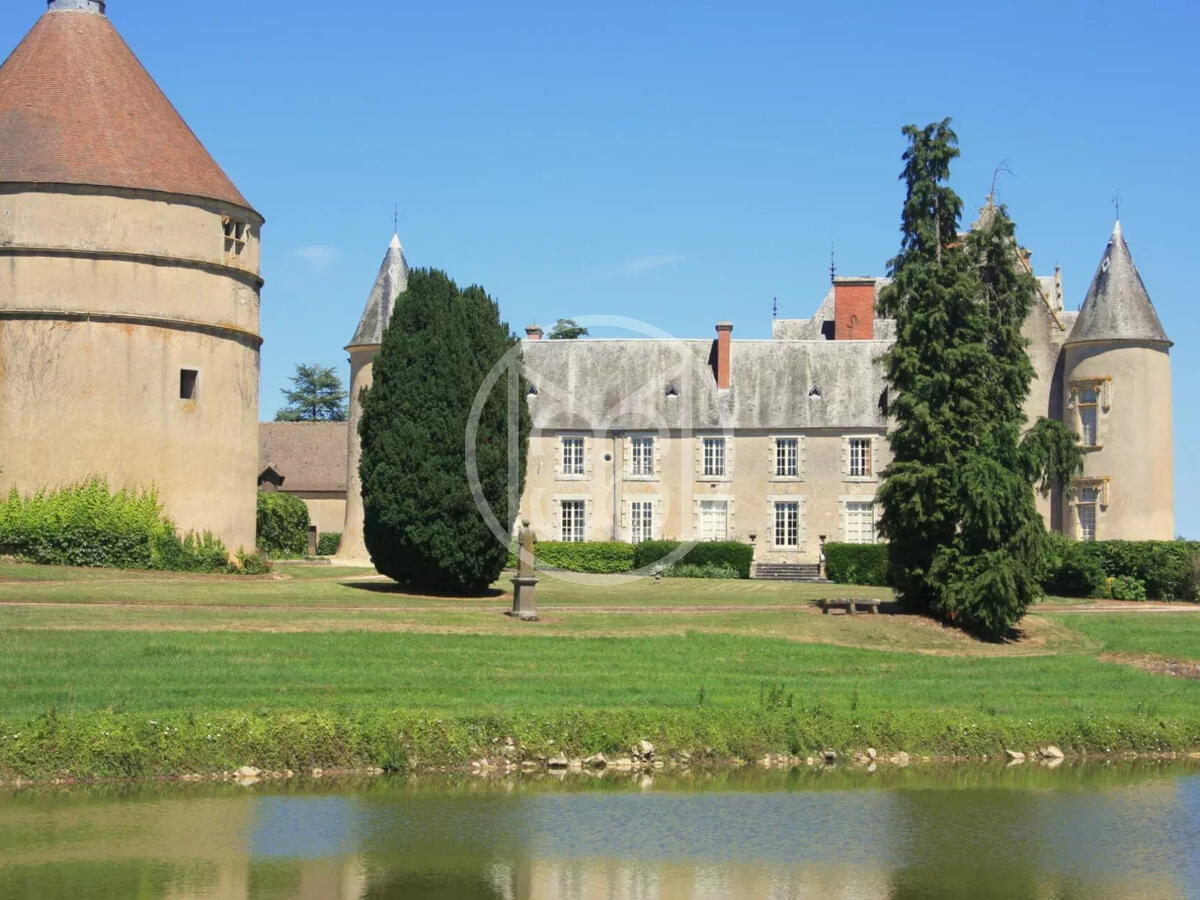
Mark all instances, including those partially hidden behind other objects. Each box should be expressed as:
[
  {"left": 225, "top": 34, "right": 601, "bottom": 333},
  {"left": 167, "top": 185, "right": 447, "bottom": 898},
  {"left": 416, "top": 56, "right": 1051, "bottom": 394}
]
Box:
[
  {"left": 634, "top": 541, "right": 754, "bottom": 579},
  {"left": 316, "top": 532, "right": 342, "bottom": 556},
  {"left": 824, "top": 543, "right": 890, "bottom": 586},
  {"left": 0, "top": 478, "right": 243, "bottom": 573},
  {"left": 256, "top": 492, "right": 310, "bottom": 556},
  {"left": 531, "top": 541, "right": 637, "bottom": 574},
  {"left": 665, "top": 562, "right": 741, "bottom": 579},
  {"left": 1041, "top": 538, "right": 1200, "bottom": 600}
]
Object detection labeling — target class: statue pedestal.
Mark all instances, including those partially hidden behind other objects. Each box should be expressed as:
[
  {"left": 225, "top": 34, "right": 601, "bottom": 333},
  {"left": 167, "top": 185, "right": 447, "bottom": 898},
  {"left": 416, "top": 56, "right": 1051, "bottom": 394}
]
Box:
[{"left": 510, "top": 576, "right": 539, "bottom": 621}]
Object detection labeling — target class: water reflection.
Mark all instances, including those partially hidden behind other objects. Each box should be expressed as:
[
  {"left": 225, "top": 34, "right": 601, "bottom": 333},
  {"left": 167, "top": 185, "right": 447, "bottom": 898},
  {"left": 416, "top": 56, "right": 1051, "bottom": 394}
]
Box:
[{"left": 0, "top": 762, "right": 1197, "bottom": 899}]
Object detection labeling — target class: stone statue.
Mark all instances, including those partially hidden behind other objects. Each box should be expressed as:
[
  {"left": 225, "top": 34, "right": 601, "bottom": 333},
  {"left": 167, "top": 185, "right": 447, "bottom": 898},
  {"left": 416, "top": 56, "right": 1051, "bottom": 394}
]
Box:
[
  {"left": 517, "top": 520, "right": 536, "bottom": 578},
  {"left": 511, "top": 520, "right": 539, "bottom": 621}
]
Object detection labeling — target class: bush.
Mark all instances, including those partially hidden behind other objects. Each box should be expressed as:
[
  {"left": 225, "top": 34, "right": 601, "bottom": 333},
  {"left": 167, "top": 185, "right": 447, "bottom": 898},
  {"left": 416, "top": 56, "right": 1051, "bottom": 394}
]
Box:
[
  {"left": 1102, "top": 575, "right": 1147, "bottom": 602},
  {"left": 531, "top": 541, "right": 636, "bottom": 574},
  {"left": 316, "top": 532, "right": 342, "bottom": 556},
  {"left": 633, "top": 541, "right": 753, "bottom": 579},
  {"left": 234, "top": 550, "right": 272, "bottom": 575},
  {"left": 256, "top": 492, "right": 310, "bottom": 556},
  {"left": 823, "top": 543, "right": 889, "bottom": 586},
  {"left": 664, "top": 562, "right": 741, "bottom": 579},
  {"left": 0, "top": 478, "right": 235, "bottom": 573},
  {"left": 1041, "top": 534, "right": 1106, "bottom": 598}
]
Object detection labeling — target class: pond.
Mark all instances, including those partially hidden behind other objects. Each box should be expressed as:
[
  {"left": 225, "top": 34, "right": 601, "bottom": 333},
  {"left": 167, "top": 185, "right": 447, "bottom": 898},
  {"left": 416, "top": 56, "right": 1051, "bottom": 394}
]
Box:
[{"left": 1, "top": 762, "right": 1198, "bottom": 898}]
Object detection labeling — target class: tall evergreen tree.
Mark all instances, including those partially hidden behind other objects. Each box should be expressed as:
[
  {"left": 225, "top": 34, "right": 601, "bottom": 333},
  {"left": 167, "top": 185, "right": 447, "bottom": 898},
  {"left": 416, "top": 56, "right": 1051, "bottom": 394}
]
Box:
[
  {"left": 275, "top": 363, "right": 348, "bottom": 421},
  {"left": 358, "top": 269, "right": 529, "bottom": 593},
  {"left": 877, "top": 120, "right": 1081, "bottom": 639}
]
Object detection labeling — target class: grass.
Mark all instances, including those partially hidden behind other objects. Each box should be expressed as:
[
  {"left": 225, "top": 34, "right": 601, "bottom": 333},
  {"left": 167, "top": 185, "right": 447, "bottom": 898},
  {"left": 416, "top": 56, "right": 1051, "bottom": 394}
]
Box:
[{"left": 1, "top": 562, "right": 1199, "bottom": 779}]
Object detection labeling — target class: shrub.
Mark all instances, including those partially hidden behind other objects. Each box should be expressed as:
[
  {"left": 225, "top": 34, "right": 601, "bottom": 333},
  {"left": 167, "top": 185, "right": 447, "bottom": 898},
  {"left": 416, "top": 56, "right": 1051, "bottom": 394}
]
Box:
[
  {"left": 823, "top": 543, "right": 889, "bottom": 586},
  {"left": 633, "top": 541, "right": 753, "bottom": 579},
  {"left": 256, "top": 492, "right": 310, "bottom": 556},
  {"left": 316, "top": 532, "right": 342, "bottom": 556},
  {"left": 1102, "top": 575, "right": 1147, "bottom": 602},
  {"left": 234, "top": 550, "right": 272, "bottom": 575},
  {"left": 664, "top": 562, "right": 741, "bottom": 579},
  {"left": 0, "top": 478, "right": 236, "bottom": 573},
  {"left": 1085, "top": 541, "right": 1200, "bottom": 600},
  {"left": 1041, "top": 533, "right": 1106, "bottom": 598},
  {"left": 532, "top": 541, "right": 636, "bottom": 574}
]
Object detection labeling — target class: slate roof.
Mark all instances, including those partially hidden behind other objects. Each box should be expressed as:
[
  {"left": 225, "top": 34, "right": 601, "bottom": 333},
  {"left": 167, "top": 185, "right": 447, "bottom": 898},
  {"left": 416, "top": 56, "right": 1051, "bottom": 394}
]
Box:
[
  {"left": 258, "top": 422, "right": 349, "bottom": 493},
  {"left": 523, "top": 338, "right": 890, "bottom": 432},
  {"left": 348, "top": 234, "right": 409, "bottom": 349},
  {"left": 1066, "top": 222, "right": 1170, "bottom": 347},
  {"left": 0, "top": 5, "right": 253, "bottom": 211}
]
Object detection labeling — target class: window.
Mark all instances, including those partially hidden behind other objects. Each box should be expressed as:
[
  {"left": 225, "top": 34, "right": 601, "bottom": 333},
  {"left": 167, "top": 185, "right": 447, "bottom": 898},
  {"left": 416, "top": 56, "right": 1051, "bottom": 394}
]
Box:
[
  {"left": 703, "top": 437, "right": 727, "bottom": 477},
  {"left": 849, "top": 438, "right": 872, "bottom": 478},
  {"left": 1079, "top": 387, "right": 1100, "bottom": 447},
  {"left": 561, "top": 437, "right": 585, "bottom": 476},
  {"left": 699, "top": 499, "right": 728, "bottom": 541},
  {"left": 844, "top": 500, "right": 877, "bottom": 545},
  {"left": 773, "top": 501, "right": 801, "bottom": 548},
  {"left": 631, "top": 437, "right": 655, "bottom": 477},
  {"left": 1077, "top": 487, "right": 1100, "bottom": 542},
  {"left": 179, "top": 369, "right": 198, "bottom": 400},
  {"left": 630, "top": 500, "right": 654, "bottom": 543},
  {"left": 560, "top": 500, "right": 586, "bottom": 542},
  {"left": 223, "top": 217, "right": 248, "bottom": 255},
  {"left": 775, "top": 438, "right": 799, "bottom": 477}
]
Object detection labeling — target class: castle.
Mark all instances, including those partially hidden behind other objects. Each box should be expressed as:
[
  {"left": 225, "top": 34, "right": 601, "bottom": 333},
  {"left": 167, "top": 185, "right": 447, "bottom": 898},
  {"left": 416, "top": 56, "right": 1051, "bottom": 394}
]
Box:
[
  {"left": 0, "top": 0, "right": 262, "bottom": 552},
  {"left": 0, "top": 3, "right": 1174, "bottom": 566}
]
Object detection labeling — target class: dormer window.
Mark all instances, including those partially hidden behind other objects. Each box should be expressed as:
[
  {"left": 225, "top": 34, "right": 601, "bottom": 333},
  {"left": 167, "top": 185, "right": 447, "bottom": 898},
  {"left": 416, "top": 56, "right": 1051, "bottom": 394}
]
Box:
[{"left": 223, "top": 217, "right": 248, "bottom": 255}]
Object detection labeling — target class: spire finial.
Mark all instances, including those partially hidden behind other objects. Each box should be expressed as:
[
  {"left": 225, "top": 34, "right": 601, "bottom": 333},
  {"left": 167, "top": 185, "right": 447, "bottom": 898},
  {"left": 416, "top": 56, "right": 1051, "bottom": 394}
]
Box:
[
  {"left": 1112, "top": 189, "right": 1122, "bottom": 223},
  {"left": 393, "top": 203, "right": 399, "bottom": 236},
  {"left": 47, "top": 0, "right": 105, "bottom": 13}
]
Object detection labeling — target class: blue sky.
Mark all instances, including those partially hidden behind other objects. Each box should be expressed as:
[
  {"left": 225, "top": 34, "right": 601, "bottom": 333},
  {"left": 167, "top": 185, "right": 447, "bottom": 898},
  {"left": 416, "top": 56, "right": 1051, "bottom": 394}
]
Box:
[{"left": 4, "top": 0, "right": 1197, "bottom": 532}]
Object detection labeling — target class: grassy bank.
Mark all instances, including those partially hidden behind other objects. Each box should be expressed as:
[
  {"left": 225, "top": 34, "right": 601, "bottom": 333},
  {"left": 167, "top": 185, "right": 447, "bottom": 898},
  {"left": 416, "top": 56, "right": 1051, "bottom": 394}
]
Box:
[{"left": 1, "top": 563, "right": 1199, "bottom": 779}]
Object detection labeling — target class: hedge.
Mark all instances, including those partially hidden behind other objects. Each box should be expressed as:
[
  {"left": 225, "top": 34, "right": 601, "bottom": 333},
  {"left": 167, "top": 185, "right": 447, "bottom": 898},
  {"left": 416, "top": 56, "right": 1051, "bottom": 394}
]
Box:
[
  {"left": 1039, "top": 537, "right": 1200, "bottom": 600},
  {"left": 823, "top": 543, "right": 889, "bottom": 586},
  {"left": 0, "top": 478, "right": 251, "bottom": 573},
  {"left": 316, "top": 532, "right": 342, "bottom": 556},
  {"left": 529, "top": 541, "right": 637, "bottom": 574},
  {"left": 634, "top": 541, "right": 754, "bottom": 579},
  {"left": 256, "top": 492, "right": 310, "bottom": 556}
]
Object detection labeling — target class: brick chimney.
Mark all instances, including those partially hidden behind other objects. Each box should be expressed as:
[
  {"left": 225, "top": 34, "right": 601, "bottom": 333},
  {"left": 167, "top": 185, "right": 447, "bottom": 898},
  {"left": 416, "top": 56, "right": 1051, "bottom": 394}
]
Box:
[
  {"left": 715, "top": 322, "right": 733, "bottom": 389},
  {"left": 833, "top": 278, "right": 875, "bottom": 340},
  {"left": 525, "top": 324, "right": 543, "bottom": 341}
]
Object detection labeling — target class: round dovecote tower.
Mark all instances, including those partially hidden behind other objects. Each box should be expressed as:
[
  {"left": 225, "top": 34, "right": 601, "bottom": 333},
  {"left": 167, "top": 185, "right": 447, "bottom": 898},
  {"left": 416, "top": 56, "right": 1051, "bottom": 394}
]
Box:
[
  {"left": 339, "top": 234, "right": 409, "bottom": 562},
  {"left": 1062, "top": 222, "right": 1173, "bottom": 541},
  {"left": 0, "top": 1, "right": 263, "bottom": 551}
]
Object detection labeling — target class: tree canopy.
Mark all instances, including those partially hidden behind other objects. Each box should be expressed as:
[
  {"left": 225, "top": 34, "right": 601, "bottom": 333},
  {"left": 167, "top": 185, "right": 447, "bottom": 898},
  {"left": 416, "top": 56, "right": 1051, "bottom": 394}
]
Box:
[
  {"left": 275, "top": 363, "right": 348, "bottom": 422},
  {"left": 358, "top": 268, "right": 530, "bottom": 593},
  {"left": 548, "top": 318, "right": 588, "bottom": 340},
  {"left": 877, "top": 119, "right": 1081, "bottom": 639}
]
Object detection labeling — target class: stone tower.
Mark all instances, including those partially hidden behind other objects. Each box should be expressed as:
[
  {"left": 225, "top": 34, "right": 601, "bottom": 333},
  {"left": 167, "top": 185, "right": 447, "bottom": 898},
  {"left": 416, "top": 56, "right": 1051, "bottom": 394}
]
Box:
[
  {"left": 1061, "top": 222, "right": 1173, "bottom": 540},
  {"left": 0, "top": 1, "right": 263, "bottom": 551},
  {"left": 339, "top": 234, "right": 409, "bottom": 562}
]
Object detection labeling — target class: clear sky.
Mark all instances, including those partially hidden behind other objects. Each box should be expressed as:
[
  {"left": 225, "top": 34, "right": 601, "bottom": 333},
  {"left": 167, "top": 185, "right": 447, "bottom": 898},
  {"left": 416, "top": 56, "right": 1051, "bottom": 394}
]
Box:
[{"left": 4, "top": 0, "right": 1197, "bottom": 533}]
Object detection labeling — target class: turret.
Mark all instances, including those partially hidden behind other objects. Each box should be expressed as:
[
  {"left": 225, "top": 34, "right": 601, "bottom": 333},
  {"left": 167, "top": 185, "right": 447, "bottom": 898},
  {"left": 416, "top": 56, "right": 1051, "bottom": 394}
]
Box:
[
  {"left": 339, "top": 234, "right": 410, "bottom": 562},
  {"left": 1061, "top": 222, "right": 1173, "bottom": 540}
]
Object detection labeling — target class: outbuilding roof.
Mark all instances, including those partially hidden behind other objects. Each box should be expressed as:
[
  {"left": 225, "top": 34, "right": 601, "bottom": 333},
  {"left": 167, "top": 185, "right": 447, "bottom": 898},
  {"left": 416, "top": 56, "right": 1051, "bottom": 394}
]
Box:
[
  {"left": 0, "top": 5, "right": 254, "bottom": 212},
  {"left": 258, "top": 422, "right": 349, "bottom": 493}
]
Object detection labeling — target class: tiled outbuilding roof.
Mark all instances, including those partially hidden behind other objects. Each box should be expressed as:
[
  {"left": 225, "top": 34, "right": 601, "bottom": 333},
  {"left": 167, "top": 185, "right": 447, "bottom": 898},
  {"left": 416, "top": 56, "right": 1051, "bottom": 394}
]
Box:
[
  {"left": 0, "top": 6, "right": 254, "bottom": 212},
  {"left": 259, "top": 422, "right": 349, "bottom": 493}
]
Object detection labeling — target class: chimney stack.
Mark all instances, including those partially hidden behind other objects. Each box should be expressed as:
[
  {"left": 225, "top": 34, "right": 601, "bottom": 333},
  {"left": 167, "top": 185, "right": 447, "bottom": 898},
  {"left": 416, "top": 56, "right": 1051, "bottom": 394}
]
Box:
[
  {"left": 715, "top": 322, "right": 733, "bottom": 389},
  {"left": 833, "top": 278, "right": 875, "bottom": 340},
  {"left": 525, "top": 324, "right": 543, "bottom": 341}
]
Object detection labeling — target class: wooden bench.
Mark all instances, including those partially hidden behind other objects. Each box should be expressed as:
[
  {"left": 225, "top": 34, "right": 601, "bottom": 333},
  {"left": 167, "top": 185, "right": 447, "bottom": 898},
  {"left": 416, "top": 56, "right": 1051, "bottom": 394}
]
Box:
[{"left": 819, "top": 597, "right": 880, "bottom": 615}]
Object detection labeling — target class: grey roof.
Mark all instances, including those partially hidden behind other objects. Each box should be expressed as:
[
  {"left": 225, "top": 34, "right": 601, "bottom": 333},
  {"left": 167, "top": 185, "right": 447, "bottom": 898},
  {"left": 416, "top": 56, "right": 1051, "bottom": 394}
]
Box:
[
  {"left": 347, "top": 234, "right": 409, "bottom": 349},
  {"left": 1066, "top": 222, "right": 1170, "bottom": 347},
  {"left": 523, "top": 338, "right": 890, "bottom": 432}
]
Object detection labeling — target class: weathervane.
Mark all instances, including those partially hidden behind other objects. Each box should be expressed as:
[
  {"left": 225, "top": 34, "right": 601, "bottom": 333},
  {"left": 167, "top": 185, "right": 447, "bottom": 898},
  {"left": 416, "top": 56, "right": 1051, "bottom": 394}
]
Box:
[
  {"left": 393, "top": 203, "right": 399, "bottom": 234},
  {"left": 772, "top": 296, "right": 778, "bottom": 319},
  {"left": 829, "top": 243, "right": 837, "bottom": 284},
  {"left": 1112, "top": 189, "right": 1122, "bottom": 220}
]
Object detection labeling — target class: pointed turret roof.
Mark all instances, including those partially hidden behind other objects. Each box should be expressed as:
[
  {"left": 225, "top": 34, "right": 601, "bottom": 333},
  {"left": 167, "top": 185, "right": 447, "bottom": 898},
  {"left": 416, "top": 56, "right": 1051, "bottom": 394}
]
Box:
[
  {"left": 347, "top": 234, "right": 410, "bottom": 350},
  {"left": 1066, "top": 222, "right": 1170, "bottom": 347},
  {"left": 0, "top": 3, "right": 254, "bottom": 212}
]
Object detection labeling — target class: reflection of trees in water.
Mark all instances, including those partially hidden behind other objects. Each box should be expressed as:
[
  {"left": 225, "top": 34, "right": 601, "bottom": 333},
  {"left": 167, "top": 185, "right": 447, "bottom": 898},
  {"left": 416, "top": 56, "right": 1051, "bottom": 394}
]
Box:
[{"left": 363, "top": 871, "right": 506, "bottom": 900}]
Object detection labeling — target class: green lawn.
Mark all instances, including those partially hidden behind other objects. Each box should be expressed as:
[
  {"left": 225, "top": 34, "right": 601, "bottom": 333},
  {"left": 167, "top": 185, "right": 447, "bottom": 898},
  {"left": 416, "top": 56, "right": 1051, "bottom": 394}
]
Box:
[{"left": 1045, "top": 613, "right": 1200, "bottom": 663}]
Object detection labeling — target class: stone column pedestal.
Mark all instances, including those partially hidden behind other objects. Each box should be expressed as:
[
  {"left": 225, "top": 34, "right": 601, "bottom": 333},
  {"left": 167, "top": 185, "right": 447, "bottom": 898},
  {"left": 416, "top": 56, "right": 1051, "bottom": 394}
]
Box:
[{"left": 510, "top": 576, "right": 539, "bottom": 621}]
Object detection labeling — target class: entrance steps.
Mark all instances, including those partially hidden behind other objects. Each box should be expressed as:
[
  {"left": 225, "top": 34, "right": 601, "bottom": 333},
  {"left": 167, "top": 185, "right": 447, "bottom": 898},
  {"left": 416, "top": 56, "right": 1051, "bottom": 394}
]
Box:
[{"left": 753, "top": 563, "right": 827, "bottom": 583}]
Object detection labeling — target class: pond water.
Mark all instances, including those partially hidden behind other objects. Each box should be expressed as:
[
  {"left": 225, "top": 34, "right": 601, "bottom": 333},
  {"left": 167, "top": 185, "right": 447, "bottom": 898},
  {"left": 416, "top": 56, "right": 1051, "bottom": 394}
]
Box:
[{"left": 1, "top": 762, "right": 1198, "bottom": 899}]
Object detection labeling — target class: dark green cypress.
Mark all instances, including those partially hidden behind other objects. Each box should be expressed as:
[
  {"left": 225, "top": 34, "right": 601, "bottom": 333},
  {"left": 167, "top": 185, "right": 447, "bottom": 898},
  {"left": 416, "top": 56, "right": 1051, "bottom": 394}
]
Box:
[
  {"left": 358, "top": 269, "right": 530, "bottom": 594},
  {"left": 878, "top": 120, "right": 1081, "bottom": 639}
]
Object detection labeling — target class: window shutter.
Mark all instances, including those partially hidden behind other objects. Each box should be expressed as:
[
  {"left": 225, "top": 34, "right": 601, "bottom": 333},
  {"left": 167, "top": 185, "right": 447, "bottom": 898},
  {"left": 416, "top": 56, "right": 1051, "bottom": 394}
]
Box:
[
  {"left": 623, "top": 436, "right": 632, "bottom": 477},
  {"left": 799, "top": 496, "right": 808, "bottom": 548},
  {"left": 871, "top": 437, "right": 881, "bottom": 479},
  {"left": 841, "top": 437, "right": 850, "bottom": 477},
  {"left": 583, "top": 438, "right": 593, "bottom": 478},
  {"left": 554, "top": 437, "right": 562, "bottom": 477},
  {"left": 653, "top": 498, "right": 663, "bottom": 540},
  {"left": 726, "top": 437, "right": 735, "bottom": 478}
]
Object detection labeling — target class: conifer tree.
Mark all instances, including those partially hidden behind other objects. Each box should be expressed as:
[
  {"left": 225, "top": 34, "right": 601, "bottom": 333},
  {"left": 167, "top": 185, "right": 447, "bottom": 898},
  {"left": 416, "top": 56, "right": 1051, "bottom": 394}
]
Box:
[
  {"left": 358, "top": 269, "right": 529, "bottom": 593},
  {"left": 877, "top": 119, "right": 1081, "bottom": 639}
]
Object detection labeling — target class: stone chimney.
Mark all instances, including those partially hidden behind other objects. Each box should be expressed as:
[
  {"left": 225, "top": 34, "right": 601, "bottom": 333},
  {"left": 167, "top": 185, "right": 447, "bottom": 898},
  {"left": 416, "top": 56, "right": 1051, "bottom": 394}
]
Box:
[
  {"left": 715, "top": 322, "right": 733, "bottom": 389},
  {"left": 525, "top": 324, "right": 543, "bottom": 341},
  {"left": 833, "top": 278, "right": 875, "bottom": 340}
]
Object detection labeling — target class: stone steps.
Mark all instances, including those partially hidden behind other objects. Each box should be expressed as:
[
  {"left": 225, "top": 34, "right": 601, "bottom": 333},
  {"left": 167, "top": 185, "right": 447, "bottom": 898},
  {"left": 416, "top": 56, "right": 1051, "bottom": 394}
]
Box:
[{"left": 754, "top": 563, "right": 827, "bottom": 583}]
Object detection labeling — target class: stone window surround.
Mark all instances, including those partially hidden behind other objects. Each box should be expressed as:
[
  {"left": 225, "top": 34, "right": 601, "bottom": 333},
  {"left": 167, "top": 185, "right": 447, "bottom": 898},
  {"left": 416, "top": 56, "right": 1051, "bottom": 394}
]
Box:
[
  {"left": 696, "top": 434, "right": 733, "bottom": 483},
  {"left": 770, "top": 435, "right": 805, "bottom": 482},
  {"left": 1070, "top": 477, "right": 1110, "bottom": 542},
  {"left": 767, "top": 495, "right": 806, "bottom": 551},
  {"left": 555, "top": 433, "right": 592, "bottom": 481},
  {"left": 1068, "top": 377, "right": 1112, "bottom": 452},
  {"left": 553, "top": 494, "right": 592, "bottom": 542},
  {"left": 624, "top": 433, "right": 661, "bottom": 482},
  {"left": 694, "top": 494, "right": 733, "bottom": 541},
  {"left": 843, "top": 434, "right": 880, "bottom": 483},
  {"left": 839, "top": 494, "right": 881, "bottom": 545}
]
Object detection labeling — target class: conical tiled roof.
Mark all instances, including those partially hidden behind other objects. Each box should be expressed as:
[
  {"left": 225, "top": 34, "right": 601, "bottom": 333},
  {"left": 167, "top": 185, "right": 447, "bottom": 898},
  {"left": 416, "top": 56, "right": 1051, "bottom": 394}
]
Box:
[
  {"left": 347, "top": 234, "right": 410, "bottom": 349},
  {"left": 0, "top": 5, "right": 254, "bottom": 211},
  {"left": 1066, "top": 222, "right": 1170, "bottom": 346}
]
